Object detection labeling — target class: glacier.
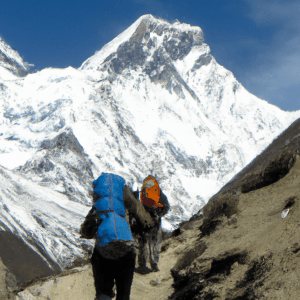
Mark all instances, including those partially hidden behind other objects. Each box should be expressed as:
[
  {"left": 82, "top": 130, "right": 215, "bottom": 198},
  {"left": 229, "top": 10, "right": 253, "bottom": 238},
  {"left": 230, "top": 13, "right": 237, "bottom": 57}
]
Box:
[{"left": 0, "top": 14, "right": 300, "bottom": 273}]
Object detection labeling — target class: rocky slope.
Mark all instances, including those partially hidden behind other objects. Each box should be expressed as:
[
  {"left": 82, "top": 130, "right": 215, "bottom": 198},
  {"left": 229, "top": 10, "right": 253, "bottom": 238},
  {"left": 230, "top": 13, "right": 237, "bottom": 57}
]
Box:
[
  {"left": 169, "top": 118, "right": 300, "bottom": 299},
  {"left": 9, "top": 117, "right": 300, "bottom": 300},
  {"left": 1, "top": 14, "right": 300, "bottom": 295}
]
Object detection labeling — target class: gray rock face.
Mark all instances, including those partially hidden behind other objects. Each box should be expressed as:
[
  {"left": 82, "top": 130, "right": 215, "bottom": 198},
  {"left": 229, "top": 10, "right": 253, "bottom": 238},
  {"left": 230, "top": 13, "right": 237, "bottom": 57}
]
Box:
[
  {"left": 192, "top": 53, "right": 212, "bottom": 71},
  {"left": 82, "top": 15, "right": 205, "bottom": 99}
]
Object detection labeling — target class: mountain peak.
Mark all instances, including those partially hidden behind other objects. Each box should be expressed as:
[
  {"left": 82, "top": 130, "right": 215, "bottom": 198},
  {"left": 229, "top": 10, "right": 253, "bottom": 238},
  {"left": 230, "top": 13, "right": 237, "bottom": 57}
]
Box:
[
  {"left": 80, "top": 15, "right": 204, "bottom": 71},
  {"left": 0, "top": 37, "right": 30, "bottom": 77}
]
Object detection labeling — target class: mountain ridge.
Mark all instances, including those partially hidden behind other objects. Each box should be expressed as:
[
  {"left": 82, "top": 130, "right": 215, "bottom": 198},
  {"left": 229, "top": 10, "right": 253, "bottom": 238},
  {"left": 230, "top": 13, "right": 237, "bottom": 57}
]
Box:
[{"left": 0, "top": 37, "right": 30, "bottom": 78}]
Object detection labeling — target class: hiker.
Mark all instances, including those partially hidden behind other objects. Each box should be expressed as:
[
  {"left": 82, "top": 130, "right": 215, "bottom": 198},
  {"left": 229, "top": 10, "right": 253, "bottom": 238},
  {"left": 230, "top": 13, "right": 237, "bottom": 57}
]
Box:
[
  {"left": 133, "top": 175, "right": 170, "bottom": 273},
  {"left": 80, "top": 173, "right": 155, "bottom": 300}
]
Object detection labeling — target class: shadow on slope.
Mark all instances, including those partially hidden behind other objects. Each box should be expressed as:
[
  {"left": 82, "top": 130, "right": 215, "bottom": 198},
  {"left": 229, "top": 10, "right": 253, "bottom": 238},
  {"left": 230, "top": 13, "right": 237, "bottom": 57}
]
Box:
[{"left": 0, "top": 230, "right": 61, "bottom": 297}]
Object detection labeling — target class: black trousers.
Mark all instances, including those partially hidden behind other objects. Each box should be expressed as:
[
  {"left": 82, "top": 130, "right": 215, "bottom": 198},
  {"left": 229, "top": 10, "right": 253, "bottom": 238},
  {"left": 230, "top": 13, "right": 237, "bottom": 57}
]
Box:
[{"left": 91, "top": 248, "right": 136, "bottom": 300}]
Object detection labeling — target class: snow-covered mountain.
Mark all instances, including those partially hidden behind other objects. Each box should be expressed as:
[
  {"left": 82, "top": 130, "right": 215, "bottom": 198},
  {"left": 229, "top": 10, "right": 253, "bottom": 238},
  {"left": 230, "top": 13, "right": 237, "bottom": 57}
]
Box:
[{"left": 0, "top": 14, "right": 299, "bottom": 277}]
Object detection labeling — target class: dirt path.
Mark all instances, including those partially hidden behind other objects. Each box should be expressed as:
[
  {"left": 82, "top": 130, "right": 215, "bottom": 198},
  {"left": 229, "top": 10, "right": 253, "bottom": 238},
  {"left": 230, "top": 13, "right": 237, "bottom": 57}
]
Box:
[
  {"left": 13, "top": 240, "right": 181, "bottom": 300},
  {"left": 13, "top": 218, "right": 204, "bottom": 300},
  {"left": 13, "top": 253, "right": 174, "bottom": 300}
]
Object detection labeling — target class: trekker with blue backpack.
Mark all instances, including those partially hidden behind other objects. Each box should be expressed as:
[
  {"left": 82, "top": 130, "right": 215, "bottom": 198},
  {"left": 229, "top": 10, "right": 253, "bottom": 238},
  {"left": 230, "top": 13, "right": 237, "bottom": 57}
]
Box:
[{"left": 80, "top": 173, "right": 155, "bottom": 300}]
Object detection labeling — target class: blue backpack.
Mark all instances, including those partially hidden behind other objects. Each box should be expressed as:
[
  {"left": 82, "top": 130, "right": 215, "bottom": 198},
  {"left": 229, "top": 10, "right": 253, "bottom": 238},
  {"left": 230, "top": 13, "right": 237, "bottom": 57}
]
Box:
[{"left": 93, "top": 173, "right": 134, "bottom": 259}]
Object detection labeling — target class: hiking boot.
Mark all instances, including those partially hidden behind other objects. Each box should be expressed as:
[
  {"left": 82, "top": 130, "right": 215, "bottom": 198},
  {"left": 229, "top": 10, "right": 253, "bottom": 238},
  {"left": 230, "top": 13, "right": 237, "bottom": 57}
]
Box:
[
  {"left": 95, "top": 294, "right": 112, "bottom": 300},
  {"left": 151, "top": 263, "right": 160, "bottom": 272}
]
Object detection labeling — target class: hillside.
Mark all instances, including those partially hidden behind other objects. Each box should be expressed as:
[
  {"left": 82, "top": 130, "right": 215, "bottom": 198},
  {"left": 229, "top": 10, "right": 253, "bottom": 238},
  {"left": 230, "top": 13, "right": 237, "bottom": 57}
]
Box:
[{"left": 169, "top": 118, "right": 300, "bottom": 299}]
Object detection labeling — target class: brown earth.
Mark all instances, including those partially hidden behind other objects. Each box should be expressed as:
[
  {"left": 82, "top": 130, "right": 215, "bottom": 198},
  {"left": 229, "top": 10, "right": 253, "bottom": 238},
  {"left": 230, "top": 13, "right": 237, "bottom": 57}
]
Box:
[{"left": 3, "top": 118, "right": 300, "bottom": 299}]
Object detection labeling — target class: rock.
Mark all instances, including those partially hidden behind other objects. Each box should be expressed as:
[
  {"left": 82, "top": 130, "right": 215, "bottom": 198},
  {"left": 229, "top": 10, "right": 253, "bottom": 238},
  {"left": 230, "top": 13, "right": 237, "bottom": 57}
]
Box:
[
  {"left": 15, "top": 290, "right": 36, "bottom": 300},
  {"left": 150, "top": 278, "right": 161, "bottom": 286},
  {"left": 281, "top": 208, "right": 289, "bottom": 218}
]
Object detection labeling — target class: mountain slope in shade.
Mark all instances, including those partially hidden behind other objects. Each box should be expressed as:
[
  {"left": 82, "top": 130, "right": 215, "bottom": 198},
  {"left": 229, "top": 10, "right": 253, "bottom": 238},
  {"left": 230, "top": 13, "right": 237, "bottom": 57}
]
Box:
[{"left": 0, "top": 14, "right": 300, "bottom": 288}]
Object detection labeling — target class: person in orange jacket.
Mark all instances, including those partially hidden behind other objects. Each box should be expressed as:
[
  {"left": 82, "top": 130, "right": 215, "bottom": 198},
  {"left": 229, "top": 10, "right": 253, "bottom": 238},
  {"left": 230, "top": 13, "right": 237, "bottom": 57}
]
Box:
[{"left": 133, "top": 175, "right": 170, "bottom": 273}]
